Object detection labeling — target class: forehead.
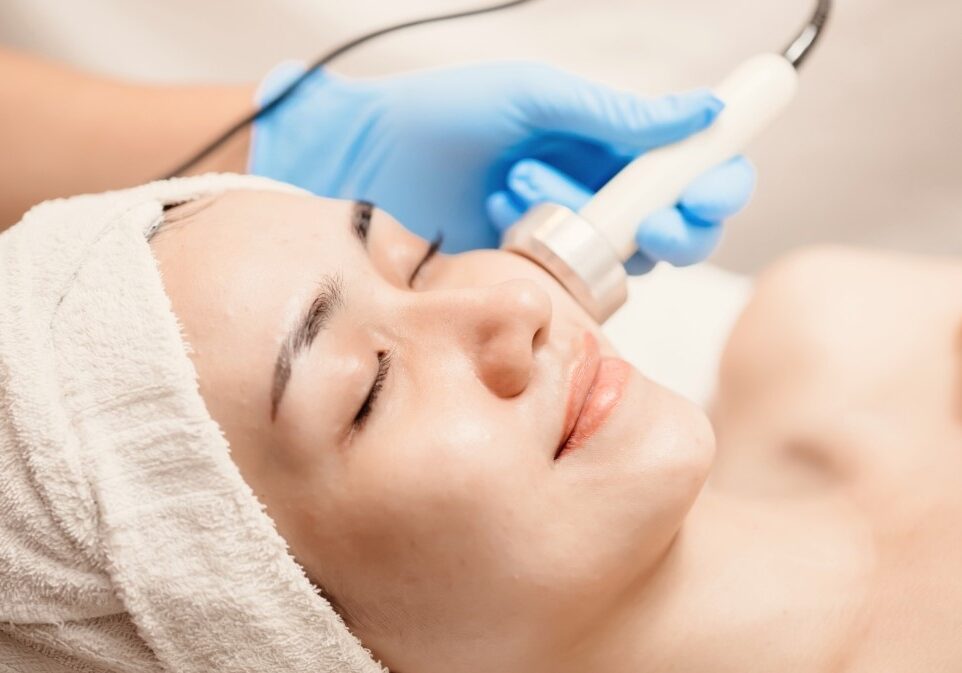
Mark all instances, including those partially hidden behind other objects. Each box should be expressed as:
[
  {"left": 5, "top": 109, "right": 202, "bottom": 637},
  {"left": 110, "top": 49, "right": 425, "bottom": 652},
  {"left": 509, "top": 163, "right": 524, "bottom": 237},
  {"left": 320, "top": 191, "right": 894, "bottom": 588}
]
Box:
[
  {"left": 153, "top": 190, "right": 355, "bottom": 319},
  {"left": 149, "top": 189, "right": 360, "bottom": 395},
  {"left": 158, "top": 189, "right": 354, "bottom": 265}
]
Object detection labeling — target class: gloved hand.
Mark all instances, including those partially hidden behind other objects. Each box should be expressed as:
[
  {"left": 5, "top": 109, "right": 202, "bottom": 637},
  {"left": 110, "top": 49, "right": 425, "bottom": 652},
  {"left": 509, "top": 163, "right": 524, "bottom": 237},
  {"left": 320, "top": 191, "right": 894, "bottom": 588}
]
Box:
[{"left": 250, "top": 61, "right": 756, "bottom": 272}]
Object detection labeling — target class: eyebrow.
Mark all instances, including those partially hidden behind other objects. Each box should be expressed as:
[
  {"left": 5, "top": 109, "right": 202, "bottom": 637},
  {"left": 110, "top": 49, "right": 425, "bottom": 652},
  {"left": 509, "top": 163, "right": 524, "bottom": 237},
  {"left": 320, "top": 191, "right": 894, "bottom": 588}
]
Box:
[{"left": 269, "top": 200, "right": 372, "bottom": 421}]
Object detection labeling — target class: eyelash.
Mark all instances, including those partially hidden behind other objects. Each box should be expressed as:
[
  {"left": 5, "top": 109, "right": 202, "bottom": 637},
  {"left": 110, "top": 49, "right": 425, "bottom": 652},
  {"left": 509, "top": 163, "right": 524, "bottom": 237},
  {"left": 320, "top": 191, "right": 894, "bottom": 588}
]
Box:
[
  {"left": 408, "top": 232, "right": 443, "bottom": 287},
  {"left": 353, "top": 234, "right": 441, "bottom": 433},
  {"left": 353, "top": 350, "right": 393, "bottom": 431}
]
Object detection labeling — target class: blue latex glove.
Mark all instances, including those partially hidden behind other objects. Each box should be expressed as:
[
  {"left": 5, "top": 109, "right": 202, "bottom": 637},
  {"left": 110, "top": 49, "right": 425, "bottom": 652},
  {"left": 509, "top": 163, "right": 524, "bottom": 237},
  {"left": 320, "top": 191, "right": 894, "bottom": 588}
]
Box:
[
  {"left": 250, "top": 61, "right": 756, "bottom": 271},
  {"left": 490, "top": 154, "right": 756, "bottom": 274}
]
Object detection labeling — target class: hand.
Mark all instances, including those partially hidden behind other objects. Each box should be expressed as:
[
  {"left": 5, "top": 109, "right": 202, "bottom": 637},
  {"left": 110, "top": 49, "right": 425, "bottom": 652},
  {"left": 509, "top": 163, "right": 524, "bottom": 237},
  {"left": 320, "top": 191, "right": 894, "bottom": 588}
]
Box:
[
  {"left": 489, "top": 154, "right": 755, "bottom": 274},
  {"left": 250, "top": 61, "right": 755, "bottom": 269}
]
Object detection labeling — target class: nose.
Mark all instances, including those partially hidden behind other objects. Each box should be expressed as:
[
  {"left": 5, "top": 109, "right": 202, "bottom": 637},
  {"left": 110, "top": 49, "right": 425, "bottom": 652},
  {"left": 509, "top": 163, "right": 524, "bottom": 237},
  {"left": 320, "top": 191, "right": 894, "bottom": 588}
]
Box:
[
  {"left": 427, "top": 279, "right": 552, "bottom": 398},
  {"left": 470, "top": 279, "right": 552, "bottom": 397}
]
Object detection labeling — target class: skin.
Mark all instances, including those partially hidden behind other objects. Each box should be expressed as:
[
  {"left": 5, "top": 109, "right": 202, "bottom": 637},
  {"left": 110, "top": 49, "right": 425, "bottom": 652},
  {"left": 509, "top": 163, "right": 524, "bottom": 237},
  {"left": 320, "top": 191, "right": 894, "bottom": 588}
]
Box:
[
  {"left": 150, "top": 190, "right": 714, "bottom": 673},
  {"left": 709, "top": 247, "right": 962, "bottom": 672},
  {"left": 0, "top": 46, "right": 252, "bottom": 230},
  {"left": 150, "top": 190, "right": 962, "bottom": 673}
]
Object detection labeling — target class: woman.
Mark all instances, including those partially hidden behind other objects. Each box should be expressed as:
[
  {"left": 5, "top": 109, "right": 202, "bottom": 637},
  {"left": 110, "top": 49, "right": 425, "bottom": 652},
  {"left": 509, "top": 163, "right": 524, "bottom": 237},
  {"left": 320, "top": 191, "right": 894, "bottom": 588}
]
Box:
[
  {"left": 153, "top": 186, "right": 962, "bottom": 673},
  {"left": 2, "top": 175, "right": 960, "bottom": 673}
]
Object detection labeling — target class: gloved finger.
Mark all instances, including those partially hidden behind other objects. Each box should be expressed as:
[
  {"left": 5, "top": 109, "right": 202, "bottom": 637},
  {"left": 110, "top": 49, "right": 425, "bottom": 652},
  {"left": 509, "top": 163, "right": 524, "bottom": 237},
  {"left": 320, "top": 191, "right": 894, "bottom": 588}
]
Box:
[
  {"left": 520, "top": 70, "right": 724, "bottom": 152},
  {"left": 624, "top": 252, "right": 657, "bottom": 276},
  {"left": 513, "top": 134, "right": 629, "bottom": 192},
  {"left": 636, "top": 206, "right": 723, "bottom": 267},
  {"left": 486, "top": 191, "right": 526, "bottom": 232},
  {"left": 505, "top": 159, "right": 661, "bottom": 276},
  {"left": 506, "top": 159, "right": 593, "bottom": 212},
  {"left": 489, "top": 158, "right": 593, "bottom": 232},
  {"left": 678, "top": 155, "right": 756, "bottom": 223}
]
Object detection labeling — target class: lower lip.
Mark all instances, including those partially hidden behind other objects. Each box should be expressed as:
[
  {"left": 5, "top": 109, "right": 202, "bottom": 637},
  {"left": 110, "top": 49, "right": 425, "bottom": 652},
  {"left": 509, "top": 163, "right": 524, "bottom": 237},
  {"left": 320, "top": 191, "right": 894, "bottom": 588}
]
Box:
[{"left": 556, "top": 357, "right": 631, "bottom": 459}]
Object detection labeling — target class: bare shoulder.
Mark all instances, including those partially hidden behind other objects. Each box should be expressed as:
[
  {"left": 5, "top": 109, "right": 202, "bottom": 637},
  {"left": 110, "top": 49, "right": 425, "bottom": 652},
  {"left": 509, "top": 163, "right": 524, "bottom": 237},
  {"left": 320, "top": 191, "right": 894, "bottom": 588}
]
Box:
[
  {"left": 711, "top": 245, "right": 962, "bottom": 492},
  {"left": 717, "top": 245, "right": 962, "bottom": 402}
]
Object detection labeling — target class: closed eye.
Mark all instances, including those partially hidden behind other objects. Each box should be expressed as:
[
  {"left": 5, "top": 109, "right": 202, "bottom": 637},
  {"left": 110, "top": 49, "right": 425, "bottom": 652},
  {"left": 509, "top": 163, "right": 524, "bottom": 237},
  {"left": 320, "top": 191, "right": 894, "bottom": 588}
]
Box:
[
  {"left": 352, "top": 350, "right": 392, "bottom": 432},
  {"left": 408, "top": 233, "right": 443, "bottom": 287},
  {"left": 351, "top": 233, "right": 439, "bottom": 434}
]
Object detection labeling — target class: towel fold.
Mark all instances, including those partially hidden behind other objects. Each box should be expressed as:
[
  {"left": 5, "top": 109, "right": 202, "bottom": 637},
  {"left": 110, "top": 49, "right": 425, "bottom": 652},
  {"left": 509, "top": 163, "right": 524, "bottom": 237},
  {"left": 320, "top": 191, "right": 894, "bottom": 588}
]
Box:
[{"left": 0, "top": 174, "right": 385, "bottom": 673}]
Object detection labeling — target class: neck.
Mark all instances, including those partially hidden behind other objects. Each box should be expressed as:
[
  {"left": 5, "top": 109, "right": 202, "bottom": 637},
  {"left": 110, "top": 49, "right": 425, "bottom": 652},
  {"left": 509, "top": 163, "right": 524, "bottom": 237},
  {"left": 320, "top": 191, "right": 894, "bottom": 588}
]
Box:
[{"left": 561, "top": 488, "right": 873, "bottom": 673}]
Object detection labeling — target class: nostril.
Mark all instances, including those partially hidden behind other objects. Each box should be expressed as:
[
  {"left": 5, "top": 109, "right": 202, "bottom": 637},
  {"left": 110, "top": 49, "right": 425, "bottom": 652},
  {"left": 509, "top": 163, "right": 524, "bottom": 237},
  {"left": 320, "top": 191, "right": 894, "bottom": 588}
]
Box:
[{"left": 532, "top": 324, "right": 549, "bottom": 351}]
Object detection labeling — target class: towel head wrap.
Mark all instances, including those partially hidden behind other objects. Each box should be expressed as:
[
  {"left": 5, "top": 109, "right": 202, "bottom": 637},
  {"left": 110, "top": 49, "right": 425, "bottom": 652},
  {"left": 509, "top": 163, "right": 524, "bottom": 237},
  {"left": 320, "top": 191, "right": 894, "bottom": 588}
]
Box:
[{"left": 0, "top": 174, "right": 386, "bottom": 673}]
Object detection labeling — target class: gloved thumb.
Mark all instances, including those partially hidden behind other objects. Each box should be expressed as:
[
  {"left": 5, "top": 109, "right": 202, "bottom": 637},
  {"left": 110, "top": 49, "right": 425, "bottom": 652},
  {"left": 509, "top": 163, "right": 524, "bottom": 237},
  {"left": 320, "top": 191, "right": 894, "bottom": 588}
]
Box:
[{"left": 520, "top": 71, "right": 724, "bottom": 152}]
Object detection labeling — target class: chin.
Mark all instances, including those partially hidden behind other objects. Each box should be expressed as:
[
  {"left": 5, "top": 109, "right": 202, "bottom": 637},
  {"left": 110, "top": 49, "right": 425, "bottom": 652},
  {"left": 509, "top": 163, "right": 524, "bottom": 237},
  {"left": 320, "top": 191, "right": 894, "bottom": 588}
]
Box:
[
  {"left": 671, "top": 399, "right": 716, "bottom": 503},
  {"left": 623, "top": 371, "right": 717, "bottom": 528}
]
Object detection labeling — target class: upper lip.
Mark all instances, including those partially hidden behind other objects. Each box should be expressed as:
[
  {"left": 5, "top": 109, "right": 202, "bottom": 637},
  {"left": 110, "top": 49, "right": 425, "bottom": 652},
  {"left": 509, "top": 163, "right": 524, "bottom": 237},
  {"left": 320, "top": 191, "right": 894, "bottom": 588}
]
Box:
[{"left": 555, "top": 332, "right": 601, "bottom": 459}]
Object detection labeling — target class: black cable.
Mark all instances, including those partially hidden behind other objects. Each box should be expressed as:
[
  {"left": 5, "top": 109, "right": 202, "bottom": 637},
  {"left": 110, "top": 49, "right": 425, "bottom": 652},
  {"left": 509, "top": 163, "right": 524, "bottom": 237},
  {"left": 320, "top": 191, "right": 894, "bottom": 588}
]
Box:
[
  {"left": 783, "top": 0, "right": 832, "bottom": 69},
  {"left": 163, "top": 0, "right": 537, "bottom": 179}
]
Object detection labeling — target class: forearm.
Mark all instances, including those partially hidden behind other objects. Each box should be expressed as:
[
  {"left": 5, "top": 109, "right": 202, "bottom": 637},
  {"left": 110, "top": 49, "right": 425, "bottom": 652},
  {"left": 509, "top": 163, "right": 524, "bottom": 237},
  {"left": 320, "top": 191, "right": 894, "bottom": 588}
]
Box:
[{"left": 0, "top": 47, "right": 255, "bottom": 229}]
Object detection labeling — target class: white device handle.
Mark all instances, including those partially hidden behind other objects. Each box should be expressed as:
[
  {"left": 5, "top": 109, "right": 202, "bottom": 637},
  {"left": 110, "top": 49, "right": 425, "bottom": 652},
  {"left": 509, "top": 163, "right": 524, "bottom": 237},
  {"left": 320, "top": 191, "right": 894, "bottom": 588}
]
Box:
[{"left": 578, "top": 53, "right": 799, "bottom": 261}]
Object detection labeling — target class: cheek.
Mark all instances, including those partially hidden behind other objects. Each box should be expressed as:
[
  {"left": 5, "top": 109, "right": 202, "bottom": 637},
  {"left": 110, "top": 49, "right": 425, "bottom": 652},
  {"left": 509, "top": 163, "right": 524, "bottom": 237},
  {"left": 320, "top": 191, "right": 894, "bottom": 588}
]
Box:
[
  {"left": 315, "top": 426, "right": 537, "bottom": 636},
  {"left": 303, "top": 392, "right": 716, "bottom": 667},
  {"left": 324, "top": 445, "right": 594, "bottom": 671}
]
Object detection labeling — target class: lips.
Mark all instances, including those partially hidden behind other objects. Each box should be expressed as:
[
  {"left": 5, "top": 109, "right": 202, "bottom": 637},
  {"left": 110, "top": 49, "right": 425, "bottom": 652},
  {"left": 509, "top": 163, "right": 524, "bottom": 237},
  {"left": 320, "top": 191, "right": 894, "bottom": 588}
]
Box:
[
  {"left": 555, "top": 333, "right": 602, "bottom": 459},
  {"left": 554, "top": 332, "right": 631, "bottom": 460}
]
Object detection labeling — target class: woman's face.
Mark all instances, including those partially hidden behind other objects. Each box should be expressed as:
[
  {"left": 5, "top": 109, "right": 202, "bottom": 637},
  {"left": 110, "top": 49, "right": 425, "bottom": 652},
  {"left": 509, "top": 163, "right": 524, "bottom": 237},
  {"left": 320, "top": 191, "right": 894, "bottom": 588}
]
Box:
[{"left": 151, "top": 190, "right": 714, "bottom": 673}]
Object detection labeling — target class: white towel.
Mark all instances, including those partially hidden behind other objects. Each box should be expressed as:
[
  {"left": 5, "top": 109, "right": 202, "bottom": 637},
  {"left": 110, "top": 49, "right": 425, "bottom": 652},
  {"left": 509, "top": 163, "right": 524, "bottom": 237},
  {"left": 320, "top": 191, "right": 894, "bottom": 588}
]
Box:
[{"left": 0, "top": 174, "right": 385, "bottom": 673}]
